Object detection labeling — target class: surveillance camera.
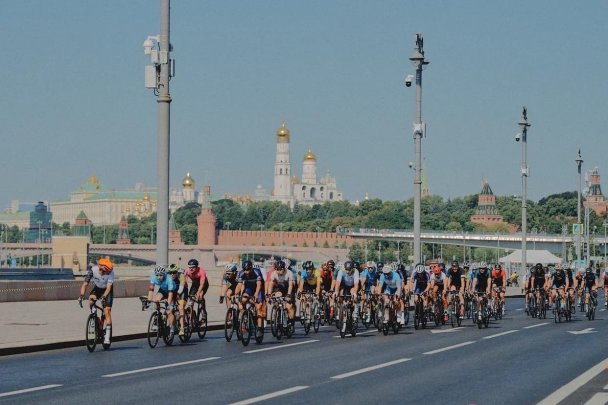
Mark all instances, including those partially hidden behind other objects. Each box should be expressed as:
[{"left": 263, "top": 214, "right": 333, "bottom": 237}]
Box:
[
  {"left": 515, "top": 133, "right": 521, "bottom": 142},
  {"left": 405, "top": 74, "right": 414, "bottom": 87},
  {"left": 408, "top": 162, "right": 414, "bottom": 169}
]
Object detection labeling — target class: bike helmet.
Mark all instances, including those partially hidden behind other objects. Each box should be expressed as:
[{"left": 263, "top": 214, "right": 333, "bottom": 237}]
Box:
[
  {"left": 187, "top": 258, "right": 199, "bottom": 268},
  {"left": 344, "top": 261, "right": 354, "bottom": 272},
  {"left": 366, "top": 261, "right": 375, "bottom": 269},
  {"left": 225, "top": 263, "right": 238, "bottom": 273},
  {"left": 167, "top": 264, "right": 180, "bottom": 274},
  {"left": 451, "top": 260, "right": 459, "bottom": 267},
  {"left": 382, "top": 266, "right": 392, "bottom": 275},
  {"left": 154, "top": 265, "right": 166, "bottom": 275},
  {"left": 352, "top": 261, "right": 361, "bottom": 270},
  {"left": 494, "top": 263, "right": 502, "bottom": 269},
  {"left": 98, "top": 258, "right": 113, "bottom": 272},
  {"left": 275, "top": 260, "right": 286, "bottom": 270},
  {"left": 242, "top": 260, "right": 253, "bottom": 271},
  {"left": 327, "top": 259, "right": 335, "bottom": 267},
  {"left": 303, "top": 260, "right": 315, "bottom": 271},
  {"left": 535, "top": 263, "right": 543, "bottom": 270},
  {"left": 415, "top": 263, "right": 425, "bottom": 274},
  {"left": 585, "top": 267, "right": 593, "bottom": 273},
  {"left": 377, "top": 261, "right": 384, "bottom": 269}
]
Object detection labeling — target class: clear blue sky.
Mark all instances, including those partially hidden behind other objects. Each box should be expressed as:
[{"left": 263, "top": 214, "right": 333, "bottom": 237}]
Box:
[{"left": 2, "top": 1, "right": 607, "bottom": 210}]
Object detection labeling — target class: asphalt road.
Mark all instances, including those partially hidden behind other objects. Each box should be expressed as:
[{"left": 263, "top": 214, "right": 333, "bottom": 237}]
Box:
[{"left": 0, "top": 298, "right": 607, "bottom": 405}]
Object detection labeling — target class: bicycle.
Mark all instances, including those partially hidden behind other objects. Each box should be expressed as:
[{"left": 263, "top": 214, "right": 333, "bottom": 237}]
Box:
[
  {"left": 447, "top": 290, "right": 462, "bottom": 327},
  {"left": 270, "top": 294, "right": 294, "bottom": 340},
  {"left": 475, "top": 292, "right": 490, "bottom": 329},
  {"left": 80, "top": 297, "right": 110, "bottom": 352},
  {"left": 360, "top": 292, "right": 375, "bottom": 330},
  {"left": 338, "top": 294, "right": 358, "bottom": 338},
  {"left": 583, "top": 289, "right": 597, "bottom": 321},
  {"left": 552, "top": 289, "right": 569, "bottom": 323},
  {"left": 413, "top": 292, "right": 428, "bottom": 330},
  {"left": 310, "top": 294, "right": 322, "bottom": 333},
  {"left": 402, "top": 291, "right": 411, "bottom": 326},
  {"left": 535, "top": 288, "right": 547, "bottom": 319},
  {"left": 381, "top": 293, "right": 400, "bottom": 335},
  {"left": 491, "top": 288, "right": 504, "bottom": 320},
  {"left": 240, "top": 296, "right": 263, "bottom": 346},
  {"left": 190, "top": 296, "right": 208, "bottom": 340},
  {"left": 431, "top": 291, "right": 445, "bottom": 327},
  {"left": 224, "top": 295, "right": 241, "bottom": 342},
  {"left": 299, "top": 292, "right": 315, "bottom": 335},
  {"left": 140, "top": 297, "right": 174, "bottom": 348}
]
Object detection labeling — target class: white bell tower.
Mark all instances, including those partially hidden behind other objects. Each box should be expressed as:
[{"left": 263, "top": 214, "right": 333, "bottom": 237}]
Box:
[{"left": 272, "top": 122, "right": 292, "bottom": 204}]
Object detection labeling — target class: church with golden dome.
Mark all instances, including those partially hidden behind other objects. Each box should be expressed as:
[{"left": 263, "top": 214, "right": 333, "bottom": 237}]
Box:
[{"left": 264, "top": 122, "right": 343, "bottom": 207}]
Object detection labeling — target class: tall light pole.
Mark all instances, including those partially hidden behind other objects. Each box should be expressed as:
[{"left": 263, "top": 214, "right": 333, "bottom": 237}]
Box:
[
  {"left": 144, "top": 0, "right": 173, "bottom": 267},
  {"left": 575, "top": 150, "right": 583, "bottom": 266},
  {"left": 408, "top": 33, "right": 429, "bottom": 266},
  {"left": 603, "top": 221, "right": 607, "bottom": 270},
  {"left": 517, "top": 107, "right": 531, "bottom": 273}
]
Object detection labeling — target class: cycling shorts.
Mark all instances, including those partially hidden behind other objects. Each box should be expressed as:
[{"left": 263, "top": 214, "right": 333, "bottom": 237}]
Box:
[
  {"left": 302, "top": 283, "right": 316, "bottom": 294},
  {"left": 189, "top": 279, "right": 210, "bottom": 296},
  {"left": 88, "top": 286, "right": 113, "bottom": 308},
  {"left": 244, "top": 286, "right": 264, "bottom": 303}
]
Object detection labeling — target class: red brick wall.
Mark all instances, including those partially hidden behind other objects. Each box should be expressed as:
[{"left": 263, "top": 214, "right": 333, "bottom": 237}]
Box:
[{"left": 217, "top": 230, "right": 353, "bottom": 248}]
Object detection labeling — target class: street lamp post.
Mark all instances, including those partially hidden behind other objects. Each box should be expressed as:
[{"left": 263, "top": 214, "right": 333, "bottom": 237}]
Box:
[
  {"left": 517, "top": 107, "right": 531, "bottom": 273},
  {"left": 144, "top": 0, "right": 173, "bottom": 267},
  {"left": 576, "top": 150, "right": 583, "bottom": 266},
  {"left": 408, "top": 33, "right": 429, "bottom": 266},
  {"left": 603, "top": 221, "right": 607, "bottom": 270}
]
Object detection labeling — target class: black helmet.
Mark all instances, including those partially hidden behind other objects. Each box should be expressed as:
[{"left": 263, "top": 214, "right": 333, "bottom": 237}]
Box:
[
  {"left": 397, "top": 263, "right": 405, "bottom": 272},
  {"left": 353, "top": 261, "right": 361, "bottom": 270},
  {"left": 242, "top": 260, "right": 253, "bottom": 271},
  {"left": 187, "top": 258, "right": 199, "bottom": 267},
  {"left": 303, "top": 260, "right": 315, "bottom": 271},
  {"left": 327, "top": 260, "right": 335, "bottom": 267},
  {"left": 275, "top": 260, "right": 286, "bottom": 270},
  {"left": 535, "top": 263, "right": 543, "bottom": 270},
  {"left": 344, "top": 261, "right": 353, "bottom": 271},
  {"left": 451, "top": 260, "right": 459, "bottom": 267},
  {"left": 377, "top": 261, "right": 384, "bottom": 269}
]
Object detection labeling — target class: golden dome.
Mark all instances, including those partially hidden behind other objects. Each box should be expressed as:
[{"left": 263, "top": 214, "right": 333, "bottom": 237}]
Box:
[
  {"left": 143, "top": 194, "right": 150, "bottom": 201},
  {"left": 303, "top": 149, "right": 316, "bottom": 162},
  {"left": 87, "top": 175, "right": 99, "bottom": 185},
  {"left": 182, "top": 172, "right": 196, "bottom": 189},
  {"left": 276, "top": 122, "right": 290, "bottom": 142}
]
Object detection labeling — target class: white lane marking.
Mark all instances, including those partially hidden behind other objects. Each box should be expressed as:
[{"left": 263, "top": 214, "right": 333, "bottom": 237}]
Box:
[
  {"left": 430, "top": 327, "right": 464, "bottom": 334},
  {"left": 102, "top": 357, "right": 220, "bottom": 377},
  {"left": 604, "top": 383, "right": 608, "bottom": 390},
  {"left": 585, "top": 393, "right": 608, "bottom": 405},
  {"left": 229, "top": 386, "right": 309, "bottom": 405},
  {"left": 523, "top": 322, "right": 549, "bottom": 329},
  {"left": 242, "top": 339, "right": 318, "bottom": 354},
  {"left": 333, "top": 329, "right": 377, "bottom": 338},
  {"left": 537, "top": 357, "right": 608, "bottom": 405},
  {"left": 423, "top": 341, "right": 475, "bottom": 355},
  {"left": 0, "top": 384, "right": 62, "bottom": 398},
  {"left": 568, "top": 328, "right": 597, "bottom": 335},
  {"left": 515, "top": 308, "right": 524, "bottom": 311},
  {"left": 331, "top": 358, "right": 411, "bottom": 379},
  {"left": 482, "top": 330, "right": 519, "bottom": 339}
]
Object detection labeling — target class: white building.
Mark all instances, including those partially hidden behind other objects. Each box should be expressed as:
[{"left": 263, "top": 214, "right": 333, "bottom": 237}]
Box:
[{"left": 265, "top": 122, "right": 343, "bottom": 207}]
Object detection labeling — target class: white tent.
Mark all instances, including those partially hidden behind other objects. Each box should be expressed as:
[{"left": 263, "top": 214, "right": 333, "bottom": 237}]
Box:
[{"left": 499, "top": 249, "right": 562, "bottom": 265}]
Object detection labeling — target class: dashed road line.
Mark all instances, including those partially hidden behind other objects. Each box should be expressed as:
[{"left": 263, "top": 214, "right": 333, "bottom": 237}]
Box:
[
  {"left": 523, "top": 322, "right": 549, "bottom": 329},
  {"left": 229, "top": 386, "right": 309, "bottom": 405},
  {"left": 423, "top": 341, "right": 475, "bottom": 355},
  {"left": 242, "top": 340, "right": 318, "bottom": 354},
  {"left": 482, "top": 330, "right": 519, "bottom": 339},
  {"left": 102, "top": 357, "right": 220, "bottom": 377},
  {"left": 0, "top": 384, "right": 62, "bottom": 398},
  {"left": 585, "top": 392, "right": 608, "bottom": 405},
  {"left": 331, "top": 358, "right": 411, "bottom": 379}
]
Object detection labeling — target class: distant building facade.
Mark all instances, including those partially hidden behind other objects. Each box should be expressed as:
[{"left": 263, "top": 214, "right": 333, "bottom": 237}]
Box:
[
  {"left": 470, "top": 180, "right": 515, "bottom": 232},
  {"left": 583, "top": 167, "right": 607, "bottom": 216}
]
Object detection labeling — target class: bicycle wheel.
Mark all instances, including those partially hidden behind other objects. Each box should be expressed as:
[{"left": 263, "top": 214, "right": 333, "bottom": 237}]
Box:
[
  {"left": 197, "top": 306, "right": 207, "bottom": 339},
  {"left": 184, "top": 308, "right": 195, "bottom": 342},
  {"left": 375, "top": 301, "right": 384, "bottom": 332},
  {"left": 101, "top": 316, "right": 111, "bottom": 350},
  {"left": 224, "top": 308, "right": 234, "bottom": 342},
  {"left": 147, "top": 312, "right": 160, "bottom": 348},
  {"left": 285, "top": 314, "right": 295, "bottom": 338},
  {"left": 483, "top": 307, "right": 490, "bottom": 328},
  {"left": 162, "top": 314, "right": 174, "bottom": 346},
  {"left": 269, "top": 305, "right": 278, "bottom": 338},
  {"left": 339, "top": 304, "right": 347, "bottom": 338},
  {"left": 361, "top": 300, "right": 371, "bottom": 329},
  {"left": 450, "top": 303, "right": 456, "bottom": 328},
  {"left": 433, "top": 301, "right": 441, "bottom": 327},
  {"left": 85, "top": 314, "right": 97, "bottom": 352},
  {"left": 313, "top": 302, "right": 321, "bottom": 333},
  {"left": 303, "top": 302, "right": 311, "bottom": 335},
  {"left": 254, "top": 317, "right": 264, "bottom": 345},
  {"left": 240, "top": 311, "right": 251, "bottom": 346},
  {"left": 413, "top": 301, "right": 421, "bottom": 330},
  {"left": 274, "top": 307, "right": 283, "bottom": 340}
]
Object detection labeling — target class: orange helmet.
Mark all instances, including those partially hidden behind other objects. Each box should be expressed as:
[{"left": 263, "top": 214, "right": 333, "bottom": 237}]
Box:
[{"left": 98, "top": 258, "right": 113, "bottom": 272}]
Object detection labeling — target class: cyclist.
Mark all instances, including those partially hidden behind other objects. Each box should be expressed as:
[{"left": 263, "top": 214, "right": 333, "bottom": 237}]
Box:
[
  {"left": 490, "top": 263, "right": 507, "bottom": 314},
  {"left": 445, "top": 260, "right": 465, "bottom": 318},
  {"left": 429, "top": 264, "right": 448, "bottom": 320},
  {"left": 167, "top": 263, "right": 187, "bottom": 336},
  {"left": 145, "top": 265, "right": 177, "bottom": 338},
  {"left": 410, "top": 264, "right": 430, "bottom": 308},
  {"left": 378, "top": 264, "right": 404, "bottom": 325},
  {"left": 219, "top": 263, "right": 239, "bottom": 307},
  {"left": 78, "top": 258, "right": 115, "bottom": 345},
  {"left": 267, "top": 259, "right": 295, "bottom": 325},
  {"left": 396, "top": 263, "right": 409, "bottom": 296},
  {"left": 318, "top": 261, "right": 335, "bottom": 317},
  {"left": 298, "top": 260, "right": 319, "bottom": 319},
  {"left": 472, "top": 263, "right": 491, "bottom": 319},
  {"left": 523, "top": 266, "right": 535, "bottom": 315},
  {"left": 603, "top": 268, "right": 608, "bottom": 308},
  {"left": 359, "top": 261, "right": 377, "bottom": 294},
  {"left": 549, "top": 264, "right": 568, "bottom": 311},
  {"left": 581, "top": 267, "right": 598, "bottom": 308},
  {"left": 184, "top": 258, "right": 209, "bottom": 316},
  {"left": 531, "top": 263, "right": 547, "bottom": 308},
  {"left": 334, "top": 260, "right": 360, "bottom": 318},
  {"left": 564, "top": 264, "right": 576, "bottom": 311},
  {"left": 235, "top": 259, "right": 265, "bottom": 332}
]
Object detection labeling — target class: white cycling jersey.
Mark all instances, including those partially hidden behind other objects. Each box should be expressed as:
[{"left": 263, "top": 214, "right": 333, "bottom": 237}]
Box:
[{"left": 85, "top": 265, "right": 114, "bottom": 289}]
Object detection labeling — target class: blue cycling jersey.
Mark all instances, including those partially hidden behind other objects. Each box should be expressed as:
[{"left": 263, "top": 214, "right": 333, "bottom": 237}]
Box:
[
  {"left": 360, "top": 269, "right": 379, "bottom": 290},
  {"left": 149, "top": 274, "right": 176, "bottom": 293},
  {"left": 378, "top": 272, "right": 402, "bottom": 292}
]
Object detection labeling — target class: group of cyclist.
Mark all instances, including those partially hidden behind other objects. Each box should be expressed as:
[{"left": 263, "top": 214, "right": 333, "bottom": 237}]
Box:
[{"left": 523, "top": 262, "right": 605, "bottom": 316}]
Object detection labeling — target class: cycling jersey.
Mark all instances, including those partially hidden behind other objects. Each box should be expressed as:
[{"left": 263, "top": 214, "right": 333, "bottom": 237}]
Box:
[
  {"left": 149, "top": 274, "right": 176, "bottom": 295},
  {"left": 533, "top": 269, "right": 546, "bottom": 288},
  {"left": 430, "top": 272, "right": 446, "bottom": 290},
  {"left": 269, "top": 270, "right": 293, "bottom": 294},
  {"left": 378, "top": 272, "right": 402, "bottom": 294},
  {"left": 475, "top": 271, "right": 490, "bottom": 292},
  {"left": 412, "top": 271, "right": 430, "bottom": 294},
  {"left": 169, "top": 271, "right": 187, "bottom": 301},
  {"left": 491, "top": 269, "right": 505, "bottom": 287},
  {"left": 360, "top": 268, "right": 379, "bottom": 292},
  {"left": 222, "top": 271, "right": 238, "bottom": 291},
  {"left": 237, "top": 268, "right": 264, "bottom": 301},
  {"left": 336, "top": 270, "right": 360, "bottom": 292},
  {"left": 551, "top": 271, "right": 567, "bottom": 288},
  {"left": 446, "top": 268, "right": 464, "bottom": 289},
  {"left": 85, "top": 265, "right": 114, "bottom": 289},
  {"left": 582, "top": 272, "right": 596, "bottom": 289},
  {"left": 300, "top": 270, "right": 319, "bottom": 292},
  {"left": 565, "top": 269, "right": 574, "bottom": 286}
]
